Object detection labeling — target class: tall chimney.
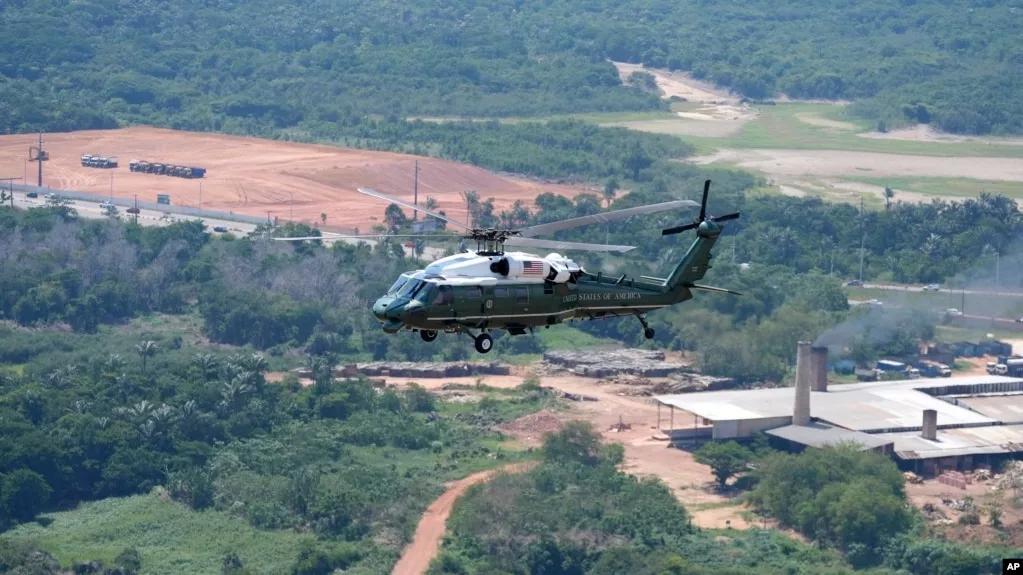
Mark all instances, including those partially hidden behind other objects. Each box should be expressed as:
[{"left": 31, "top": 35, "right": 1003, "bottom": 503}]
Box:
[
  {"left": 793, "top": 341, "right": 812, "bottom": 426},
  {"left": 922, "top": 409, "right": 937, "bottom": 441},
  {"left": 810, "top": 345, "right": 829, "bottom": 392}
]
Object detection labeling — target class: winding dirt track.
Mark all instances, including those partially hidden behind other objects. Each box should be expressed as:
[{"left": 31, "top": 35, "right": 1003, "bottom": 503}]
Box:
[{"left": 391, "top": 461, "right": 535, "bottom": 575}]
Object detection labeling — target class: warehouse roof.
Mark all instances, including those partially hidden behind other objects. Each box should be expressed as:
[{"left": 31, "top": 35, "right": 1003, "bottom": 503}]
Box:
[
  {"left": 766, "top": 423, "right": 893, "bottom": 451},
  {"left": 655, "top": 375, "right": 1023, "bottom": 433},
  {"left": 876, "top": 424, "right": 1023, "bottom": 460},
  {"left": 956, "top": 394, "right": 1023, "bottom": 424}
]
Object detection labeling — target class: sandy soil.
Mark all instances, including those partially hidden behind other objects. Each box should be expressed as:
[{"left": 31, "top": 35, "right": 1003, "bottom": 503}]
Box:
[
  {"left": 907, "top": 476, "right": 1023, "bottom": 546},
  {"left": 690, "top": 148, "right": 1023, "bottom": 182},
  {"left": 611, "top": 62, "right": 736, "bottom": 103},
  {"left": 859, "top": 124, "right": 1023, "bottom": 147},
  {"left": 0, "top": 127, "right": 584, "bottom": 230},
  {"left": 607, "top": 62, "right": 757, "bottom": 138},
  {"left": 391, "top": 461, "right": 535, "bottom": 575},
  {"left": 387, "top": 372, "right": 753, "bottom": 529}
]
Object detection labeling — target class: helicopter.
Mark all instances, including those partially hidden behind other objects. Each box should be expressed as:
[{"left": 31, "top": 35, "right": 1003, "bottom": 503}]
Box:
[{"left": 274, "top": 181, "right": 741, "bottom": 354}]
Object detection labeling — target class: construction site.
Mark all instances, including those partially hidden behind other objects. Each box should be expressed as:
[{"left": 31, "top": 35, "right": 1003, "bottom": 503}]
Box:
[
  {"left": 655, "top": 342, "right": 1023, "bottom": 476},
  {"left": 0, "top": 127, "right": 585, "bottom": 229}
]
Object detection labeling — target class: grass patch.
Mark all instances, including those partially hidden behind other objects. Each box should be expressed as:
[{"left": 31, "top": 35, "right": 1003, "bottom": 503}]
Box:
[
  {"left": 937, "top": 325, "right": 1023, "bottom": 344},
  {"left": 2, "top": 494, "right": 315, "bottom": 575},
  {"left": 842, "top": 175, "right": 1023, "bottom": 199},
  {"left": 685, "top": 103, "right": 1023, "bottom": 159},
  {"left": 536, "top": 324, "right": 621, "bottom": 350}
]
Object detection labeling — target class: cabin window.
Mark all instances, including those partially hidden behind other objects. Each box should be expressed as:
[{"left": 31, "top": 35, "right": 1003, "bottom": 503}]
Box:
[
  {"left": 464, "top": 286, "right": 482, "bottom": 298},
  {"left": 433, "top": 285, "right": 453, "bottom": 305},
  {"left": 387, "top": 277, "right": 409, "bottom": 295},
  {"left": 543, "top": 283, "right": 554, "bottom": 295},
  {"left": 515, "top": 286, "right": 529, "bottom": 303},
  {"left": 494, "top": 287, "right": 509, "bottom": 298}
]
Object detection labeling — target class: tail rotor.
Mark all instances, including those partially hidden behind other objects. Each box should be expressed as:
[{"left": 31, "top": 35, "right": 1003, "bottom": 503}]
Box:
[{"left": 662, "top": 179, "right": 740, "bottom": 236}]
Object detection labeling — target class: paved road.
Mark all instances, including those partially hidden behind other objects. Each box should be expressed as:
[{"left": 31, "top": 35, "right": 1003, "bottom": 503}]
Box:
[
  {"left": 858, "top": 282, "right": 1023, "bottom": 298},
  {"left": 9, "top": 191, "right": 449, "bottom": 260},
  {"left": 850, "top": 299, "right": 1023, "bottom": 327}
]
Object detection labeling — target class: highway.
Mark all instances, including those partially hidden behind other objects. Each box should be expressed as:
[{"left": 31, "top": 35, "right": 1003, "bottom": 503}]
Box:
[
  {"left": 7, "top": 190, "right": 450, "bottom": 260},
  {"left": 858, "top": 282, "right": 1023, "bottom": 298},
  {"left": 850, "top": 299, "right": 1023, "bottom": 328}
]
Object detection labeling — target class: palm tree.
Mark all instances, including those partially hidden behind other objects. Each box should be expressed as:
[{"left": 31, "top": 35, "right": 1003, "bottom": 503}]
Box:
[
  {"left": 136, "top": 341, "right": 158, "bottom": 373},
  {"left": 460, "top": 190, "right": 479, "bottom": 228},
  {"left": 425, "top": 196, "right": 439, "bottom": 211},
  {"left": 602, "top": 178, "right": 619, "bottom": 208},
  {"left": 191, "top": 353, "right": 218, "bottom": 384}
]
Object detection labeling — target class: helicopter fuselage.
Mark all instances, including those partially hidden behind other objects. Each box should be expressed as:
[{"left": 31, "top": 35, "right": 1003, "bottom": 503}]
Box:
[{"left": 371, "top": 250, "right": 692, "bottom": 336}]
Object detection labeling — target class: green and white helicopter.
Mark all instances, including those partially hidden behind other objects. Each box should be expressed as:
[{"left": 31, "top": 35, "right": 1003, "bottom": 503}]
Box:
[{"left": 275, "top": 181, "right": 741, "bottom": 353}]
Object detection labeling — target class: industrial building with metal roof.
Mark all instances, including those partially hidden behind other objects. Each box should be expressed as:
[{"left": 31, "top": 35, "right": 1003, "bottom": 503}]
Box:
[{"left": 654, "top": 342, "right": 1023, "bottom": 475}]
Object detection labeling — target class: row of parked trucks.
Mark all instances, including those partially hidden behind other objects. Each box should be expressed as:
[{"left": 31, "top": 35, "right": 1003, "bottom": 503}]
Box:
[
  {"left": 857, "top": 359, "right": 952, "bottom": 381},
  {"left": 129, "top": 160, "right": 206, "bottom": 179},
  {"left": 986, "top": 356, "right": 1023, "bottom": 376},
  {"left": 80, "top": 155, "right": 206, "bottom": 179},
  {"left": 80, "top": 155, "right": 118, "bottom": 168}
]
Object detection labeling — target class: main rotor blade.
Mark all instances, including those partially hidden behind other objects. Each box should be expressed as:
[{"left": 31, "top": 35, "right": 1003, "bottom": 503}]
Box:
[
  {"left": 712, "top": 212, "right": 740, "bottom": 223},
  {"left": 357, "top": 187, "right": 470, "bottom": 230},
  {"left": 689, "top": 284, "right": 742, "bottom": 296},
  {"left": 271, "top": 233, "right": 454, "bottom": 242},
  {"left": 700, "top": 180, "right": 711, "bottom": 222},
  {"left": 504, "top": 236, "right": 635, "bottom": 253},
  {"left": 517, "top": 199, "right": 698, "bottom": 238}
]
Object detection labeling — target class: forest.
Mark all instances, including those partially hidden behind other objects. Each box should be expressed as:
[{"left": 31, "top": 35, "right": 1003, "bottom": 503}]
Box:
[
  {"left": 2, "top": 0, "right": 1022, "bottom": 136},
  {"left": 3, "top": 180, "right": 1019, "bottom": 382}
]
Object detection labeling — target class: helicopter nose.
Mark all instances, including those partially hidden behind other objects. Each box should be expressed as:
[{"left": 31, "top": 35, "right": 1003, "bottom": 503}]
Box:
[{"left": 372, "top": 299, "right": 389, "bottom": 321}]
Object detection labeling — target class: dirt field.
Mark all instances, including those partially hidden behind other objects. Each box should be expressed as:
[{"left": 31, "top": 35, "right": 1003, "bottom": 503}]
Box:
[
  {"left": 907, "top": 474, "right": 1023, "bottom": 547},
  {"left": 690, "top": 148, "right": 1023, "bottom": 182},
  {"left": 0, "top": 127, "right": 584, "bottom": 230},
  {"left": 794, "top": 113, "right": 858, "bottom": 131},
  {"left": 608, "top": 62, "right": 757, "bottom": 138},
  {"left": 859, "top": 124, "right": 1023, "bottom": 147},
  {"left": 387, "top": 372, "right": 753, "bottom": 529}
]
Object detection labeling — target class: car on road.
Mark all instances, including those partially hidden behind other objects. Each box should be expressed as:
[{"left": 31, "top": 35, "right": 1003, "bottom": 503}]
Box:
[
  {"left": 26, "top": 192, "right": 38, "bottom": 198},
  {"left": 1017, "top": 316, "right": 1023, "bottom": 323},
  {"left": 126, "top": 207, "right": 140, "bottom": 214},
  {"left": 922, "top": 284, "right": 940, "bottom": 291},
  {"left": 213, "top": 226, "right": 228, "bottom": 233},
  {"left": 44, "top": 193, "right": 56, "bottom": 200},
  {"left": 845, "top": 279, "right": 863, "bottom": 287},
  {"left": 946, "top": 308, "right": 963, "bottom": 316},
  {"left": 99, "top": 201, "right": 114, "bottom": 209},
  {"left": 866, "top": 299, "right": 882, "bottom": 306}
]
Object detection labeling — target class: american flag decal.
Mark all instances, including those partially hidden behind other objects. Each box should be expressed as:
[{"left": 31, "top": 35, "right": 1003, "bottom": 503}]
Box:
[{"left": 522, "top": 261, "right": 543, "bottom": 275}]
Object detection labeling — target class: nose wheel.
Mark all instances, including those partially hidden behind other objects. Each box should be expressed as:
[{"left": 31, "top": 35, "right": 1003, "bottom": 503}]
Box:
[
  {"left": 420, "top": 330, "right": 438, "bottom": 342},
  {"left": 474, "top": 333, "right": 493, "bottom": 353}
]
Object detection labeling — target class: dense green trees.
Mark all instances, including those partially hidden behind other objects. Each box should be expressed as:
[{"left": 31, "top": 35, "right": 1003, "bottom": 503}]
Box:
[{"left": 3, "top": 0, "right": 1022, "bottom": 135}]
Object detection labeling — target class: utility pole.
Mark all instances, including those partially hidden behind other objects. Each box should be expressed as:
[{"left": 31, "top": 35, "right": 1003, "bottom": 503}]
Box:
[
  {"left": 199, "top": 181, "right": 203, "bottom": 210},
  {"left": 996, "top": 251, "right": 1000, "bottom": 288},
  {"left": 133, "top": 194, "right": 139, "bottom": 225},
  {"left": 36, "top": 133, "right": 43, "bottom": 187},
  {"left": 290, "top": 191, "right": 294, "bottom": 221},
  {"left": 413, "top": 160, "right": 419, "bottom": 221},
  {"left": 858, "top": 197, "right": 865, "bottom": 282},
  {"left": 110, "top": 173, "right": 113, "bottom": 200}
]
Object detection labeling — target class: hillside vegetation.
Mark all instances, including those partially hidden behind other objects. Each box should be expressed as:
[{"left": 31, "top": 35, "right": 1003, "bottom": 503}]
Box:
[{"left": 2, "top": 0, "right": 1021, "bottom": 137}]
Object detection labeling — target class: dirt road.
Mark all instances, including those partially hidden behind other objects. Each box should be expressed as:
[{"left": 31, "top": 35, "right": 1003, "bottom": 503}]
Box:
[
  {"left": 386, "top": 373, "right": 750, "bottom": 529},
  {"left": 390, "top": 462, "right": 535, "bottom": 575}
]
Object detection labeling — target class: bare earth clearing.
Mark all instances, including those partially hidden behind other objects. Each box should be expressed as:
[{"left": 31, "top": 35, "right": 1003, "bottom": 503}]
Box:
[
  {"left": 0, "top": 127, "right": 584, "bottom": 230},
  {"left": 859, "top": 124, "right": 1023, "bottom": 147},
  {"left": 609, "top": 62, "right": 758, "bottom": 138},
  {"left": 691, "top": 148, "right": 1023, "bottom": 204}
]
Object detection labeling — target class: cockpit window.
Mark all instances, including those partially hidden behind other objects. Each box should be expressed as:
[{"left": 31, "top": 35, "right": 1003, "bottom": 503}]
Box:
[
  {"left": 388, "top": 277, "right": 409, "bottom": 295},
  {"left": 398, "top": 279, "right": 422, "bottom": 298}
]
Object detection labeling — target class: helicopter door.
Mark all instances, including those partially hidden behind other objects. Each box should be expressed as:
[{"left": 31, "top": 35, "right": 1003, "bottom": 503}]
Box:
[{"left": 432, "top": 285, "right": 455, "bottom": 318}]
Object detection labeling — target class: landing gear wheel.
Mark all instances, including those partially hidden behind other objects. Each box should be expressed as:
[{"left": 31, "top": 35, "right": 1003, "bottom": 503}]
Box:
[
  {"left": 420, "top": 330, "right": 438, "bottom": 342},
  {"left": 474, "top": 333, "right": 493, "bottom": 354},
  {"left": 644, "top": 327, "right": 655, "bottom": 340}
]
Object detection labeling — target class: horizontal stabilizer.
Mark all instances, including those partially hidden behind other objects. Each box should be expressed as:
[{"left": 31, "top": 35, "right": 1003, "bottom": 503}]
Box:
[{"left": 689, "top": 284, "right": 742, "bottom": 296}]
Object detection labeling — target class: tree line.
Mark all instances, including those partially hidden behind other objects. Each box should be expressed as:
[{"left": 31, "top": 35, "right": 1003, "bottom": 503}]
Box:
[{"left": 2, "top": 0, "right": 1022, "bottom": 136}]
